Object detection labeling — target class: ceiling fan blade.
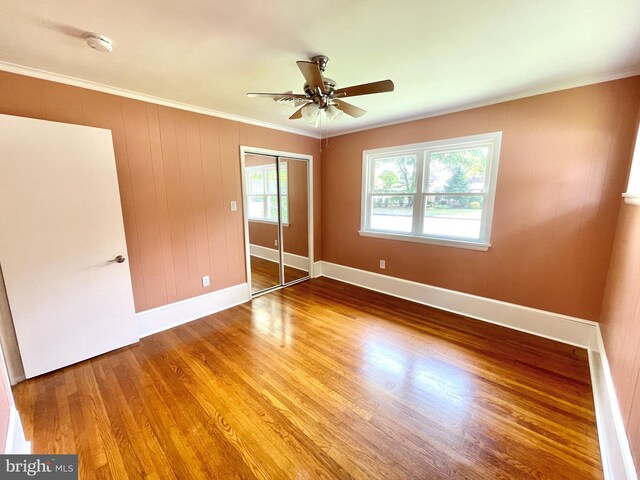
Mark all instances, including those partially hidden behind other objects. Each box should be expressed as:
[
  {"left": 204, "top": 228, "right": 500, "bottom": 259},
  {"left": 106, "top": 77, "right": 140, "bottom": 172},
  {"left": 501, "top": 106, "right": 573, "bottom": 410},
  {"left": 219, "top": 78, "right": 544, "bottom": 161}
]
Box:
[
  {"left": 297, "top": 61, "right": 326, "bottom": 94},
  {"left": 247, "top": 92, "right": 308, "bottom": 99},
  {"left": 289, "top": 104, "right": 309, "bottom": 119},
  {"left": 333, "top": 79, "right": 394, "bottom": 98},
  {"left": 333, "top": 99, "right": 366, "bottom": 118}
]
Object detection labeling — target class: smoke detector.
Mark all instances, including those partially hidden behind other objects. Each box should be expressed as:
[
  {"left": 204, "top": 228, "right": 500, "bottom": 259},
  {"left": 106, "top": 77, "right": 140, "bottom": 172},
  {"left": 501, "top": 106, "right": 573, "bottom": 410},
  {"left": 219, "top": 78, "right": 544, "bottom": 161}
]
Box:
[{"left": 85, "top": 33, "right": 112, "bottom": 53}]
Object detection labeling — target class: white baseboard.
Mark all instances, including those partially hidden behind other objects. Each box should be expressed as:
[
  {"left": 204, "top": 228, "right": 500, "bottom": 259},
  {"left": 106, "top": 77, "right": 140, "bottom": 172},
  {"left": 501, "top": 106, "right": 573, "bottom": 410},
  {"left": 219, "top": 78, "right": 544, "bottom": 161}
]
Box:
[
  {"left": 136, "top": 283, "right": 250, "bottom": 338},
  {"left": 249, "top": 244, "right": 310, "bottom": 271},
  {"left": 318, "top": 261, "right": 598, "bottom": 349},
  {"left": 590, "top": 326, "right": 638, "bottom": 480},
  {"left": 313, "top": 261, "right": 323, "bottom": 278},
  {"left": 4, "top": 407, "right": 30, "bottom": 454}
]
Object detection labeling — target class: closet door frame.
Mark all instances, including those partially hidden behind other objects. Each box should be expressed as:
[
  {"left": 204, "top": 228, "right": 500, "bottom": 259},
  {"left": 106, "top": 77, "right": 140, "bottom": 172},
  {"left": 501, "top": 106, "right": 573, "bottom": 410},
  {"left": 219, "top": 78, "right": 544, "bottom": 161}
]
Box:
[{"left": 240, "top": 146, "right": 314, "bottom": 298}]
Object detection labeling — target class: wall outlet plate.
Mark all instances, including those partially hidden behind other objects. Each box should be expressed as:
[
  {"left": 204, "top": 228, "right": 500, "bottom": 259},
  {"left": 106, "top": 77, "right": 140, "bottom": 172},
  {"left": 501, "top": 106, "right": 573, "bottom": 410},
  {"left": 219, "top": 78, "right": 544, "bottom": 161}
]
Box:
[
  {"left": 202, "top": 275, "right": 210, "bottom": 287},
  {"left": 379, "top": 260, "right": 386, "bottom": 269}
]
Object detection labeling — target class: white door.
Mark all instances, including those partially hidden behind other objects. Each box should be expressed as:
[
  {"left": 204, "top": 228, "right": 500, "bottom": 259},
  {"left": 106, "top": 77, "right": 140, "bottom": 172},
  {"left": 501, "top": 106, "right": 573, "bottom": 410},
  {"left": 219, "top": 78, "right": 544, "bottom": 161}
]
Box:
[{"left": 0, "top": 114, "right": 138, "bottom": 378}]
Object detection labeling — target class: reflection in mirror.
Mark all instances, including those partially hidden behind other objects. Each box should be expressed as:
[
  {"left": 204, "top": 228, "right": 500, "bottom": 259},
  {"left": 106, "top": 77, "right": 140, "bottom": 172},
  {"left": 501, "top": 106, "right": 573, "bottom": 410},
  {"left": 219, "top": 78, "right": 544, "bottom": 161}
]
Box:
[
  {"left": 246, "top": 154, "right": 281, "bottom": 293},
  {"left": 280, "top": 157, "right": 309, "bottom": 284}
]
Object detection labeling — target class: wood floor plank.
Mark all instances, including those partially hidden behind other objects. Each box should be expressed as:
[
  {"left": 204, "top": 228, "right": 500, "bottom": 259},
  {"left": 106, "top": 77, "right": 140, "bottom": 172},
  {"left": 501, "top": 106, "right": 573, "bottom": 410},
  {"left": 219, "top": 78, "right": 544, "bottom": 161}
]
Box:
[
  {"left": 13, "top": 277, "right": 603, "bottom": 479},
  {"left": 166, "top": 326, "right": 346, "bottom": 479}
]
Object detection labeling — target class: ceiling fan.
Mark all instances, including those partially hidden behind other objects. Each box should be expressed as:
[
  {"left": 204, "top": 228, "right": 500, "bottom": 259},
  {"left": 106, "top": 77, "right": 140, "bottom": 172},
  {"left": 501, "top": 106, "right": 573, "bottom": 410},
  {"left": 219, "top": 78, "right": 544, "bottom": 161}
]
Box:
[{"left": 247, "top": 55, "right": 394, "bottom": 126}]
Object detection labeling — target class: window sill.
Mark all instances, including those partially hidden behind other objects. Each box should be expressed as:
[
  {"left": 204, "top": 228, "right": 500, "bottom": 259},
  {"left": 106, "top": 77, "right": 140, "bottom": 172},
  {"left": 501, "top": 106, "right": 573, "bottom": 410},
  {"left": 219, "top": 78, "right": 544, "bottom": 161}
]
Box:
[
  {"left": 358, "top": 230, "right": 490, "bottom": 251},
  {"left": 623, "top": 193, "right": 640, "bottom": 206},
  {"left": 248, "top": 219, "right": 290, "bottom": 227}
]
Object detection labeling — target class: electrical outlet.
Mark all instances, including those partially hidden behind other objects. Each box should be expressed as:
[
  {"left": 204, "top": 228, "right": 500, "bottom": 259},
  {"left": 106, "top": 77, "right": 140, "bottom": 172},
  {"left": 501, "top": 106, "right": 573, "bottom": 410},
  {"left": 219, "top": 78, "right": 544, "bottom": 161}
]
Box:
[
  {"left": 230, "top": 201, "right": 237, "bottom": 211},
  {"left": 379, "top": 260, "right": 386, "bottom": 269},
  {"left": 274, "top": 239, "right": 278, "bottom": 247},
  {"left": 202, "top": 275, "right": 210, "bottom": 287}
]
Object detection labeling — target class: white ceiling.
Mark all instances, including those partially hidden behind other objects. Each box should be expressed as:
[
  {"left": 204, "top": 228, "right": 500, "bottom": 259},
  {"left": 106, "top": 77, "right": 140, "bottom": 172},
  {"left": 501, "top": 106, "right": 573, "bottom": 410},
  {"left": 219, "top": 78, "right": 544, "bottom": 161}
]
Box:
[{"left": 1, "top": 0, "right": 639, "bottom": 137}]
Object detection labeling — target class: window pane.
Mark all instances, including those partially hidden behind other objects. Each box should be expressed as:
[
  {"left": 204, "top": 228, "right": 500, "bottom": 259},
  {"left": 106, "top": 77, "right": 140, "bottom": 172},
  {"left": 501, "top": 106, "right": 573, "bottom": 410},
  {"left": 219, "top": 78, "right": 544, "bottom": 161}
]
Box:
[
  {"left": 279, "top": 165, "right": 288, "bottom": 195},
  {"left": 426, "top": 147, "right": 488, "bottom": 193},
  {"left": 248, "top": 195, "right": 264, "bottom": 219},
  {"left": 248, "top": 171, "right": 264, "bottom": 195},
  {"left": 423, "top": 195, "right": 483, "bottom": 239},
  {"left": 372, "top": 155, "right": 417, "bottom": 193},
  {"left": 266, "top": 195, "right": 279, "bottom": 221},
  {"left": 280, "top": 195, "right": 288, "bottom": 223},
  {"left": 370, "top": 195, "right": 414, "bottom": 233},
  {"left": 266, "top": 168, "right": 278, "bottom": 194}
]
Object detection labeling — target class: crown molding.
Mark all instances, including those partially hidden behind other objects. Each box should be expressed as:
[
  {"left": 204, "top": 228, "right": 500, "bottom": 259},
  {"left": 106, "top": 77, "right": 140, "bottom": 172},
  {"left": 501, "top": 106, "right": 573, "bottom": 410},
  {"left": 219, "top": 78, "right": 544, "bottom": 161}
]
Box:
[
  {"left": 2, "top": 61, "right": 638, "bottom": 142},
  {"left": 327, "top": 68, "right": 640, "bottom": 139},
  {"left": 0, "top": 61, "right": 322, "bottom": 140}
]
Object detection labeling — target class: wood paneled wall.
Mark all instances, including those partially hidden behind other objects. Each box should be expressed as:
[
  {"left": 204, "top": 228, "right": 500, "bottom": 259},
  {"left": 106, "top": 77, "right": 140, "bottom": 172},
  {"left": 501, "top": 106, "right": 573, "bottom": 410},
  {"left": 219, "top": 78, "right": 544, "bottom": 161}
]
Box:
[
  {"left": 600, "top": 201, "right": 640, "bottom": 471},
  {"left": 321, "top": 76, "right": 640, "bottom": 320},
  {"left": 0, "top": 72, "right": 321, "bottom": 312}
]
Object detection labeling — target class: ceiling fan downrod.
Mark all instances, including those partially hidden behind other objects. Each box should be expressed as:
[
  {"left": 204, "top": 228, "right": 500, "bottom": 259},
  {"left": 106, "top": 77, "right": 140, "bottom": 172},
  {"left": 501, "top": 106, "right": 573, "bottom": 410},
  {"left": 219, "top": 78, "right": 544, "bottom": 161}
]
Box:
[{"left": 311, "top": 55, "right": 329, "bottom": 72}]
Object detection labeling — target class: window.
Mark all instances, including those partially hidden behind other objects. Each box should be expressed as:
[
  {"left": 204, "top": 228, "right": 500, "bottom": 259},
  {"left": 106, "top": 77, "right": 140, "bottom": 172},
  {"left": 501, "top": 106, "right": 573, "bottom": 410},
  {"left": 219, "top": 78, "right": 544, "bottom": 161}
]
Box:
[
  {"left": 246, "top": 163, "right": 288, "bottom": 223},
  {"left": 360, "top": 132, "right": 501, "bottom": 250},
  {"left": 623, "top": 123, "right": 640, "bottom": 206}
]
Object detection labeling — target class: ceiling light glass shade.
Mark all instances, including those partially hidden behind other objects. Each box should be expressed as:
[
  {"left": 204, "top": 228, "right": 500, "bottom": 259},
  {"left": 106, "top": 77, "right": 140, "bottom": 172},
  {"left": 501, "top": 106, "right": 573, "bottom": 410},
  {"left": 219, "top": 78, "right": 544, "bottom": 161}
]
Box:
[
  {"left": 325, "top": 104, "right": 344, "bottom": 123},
  {"left": 301, "top": 103, "right": 321, "bottom": 126}
]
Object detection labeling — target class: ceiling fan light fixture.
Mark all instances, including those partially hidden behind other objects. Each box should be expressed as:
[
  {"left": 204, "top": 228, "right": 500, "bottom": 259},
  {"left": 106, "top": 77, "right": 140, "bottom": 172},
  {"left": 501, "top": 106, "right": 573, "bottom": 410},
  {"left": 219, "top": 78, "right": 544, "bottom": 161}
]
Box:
[
  {"left": 325, "top": 104, "right": 343, "bottom": 123},
  {"left": 301, "top": 103, "right": 320, "bottom": 126}
]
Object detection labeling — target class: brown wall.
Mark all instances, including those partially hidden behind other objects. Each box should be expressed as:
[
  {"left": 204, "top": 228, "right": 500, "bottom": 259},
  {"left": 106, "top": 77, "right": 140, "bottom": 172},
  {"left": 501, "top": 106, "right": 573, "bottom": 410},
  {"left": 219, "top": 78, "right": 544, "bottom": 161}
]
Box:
[
  {"left": 321, "top": 76, "right": 640, "bottom": 320},
  {"left": 248, "top": 222, "right": 278, "bottom": 250},
  {"left": 0, "top": 72, "right": 321, "bottom": 312},
  {"left": 600, "top": 201, "right": 640, "bottom": 471}
]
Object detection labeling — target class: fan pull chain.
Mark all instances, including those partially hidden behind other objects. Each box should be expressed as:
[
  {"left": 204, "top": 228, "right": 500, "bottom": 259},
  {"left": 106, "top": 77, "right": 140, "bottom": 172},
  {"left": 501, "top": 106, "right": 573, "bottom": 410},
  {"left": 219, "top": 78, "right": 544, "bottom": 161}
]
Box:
[
  {"left": 324, "top": 112, "right": 330, "bottom": 150},
  {"left": 319, "top": 111, "right": 323, "bottom": 154}
]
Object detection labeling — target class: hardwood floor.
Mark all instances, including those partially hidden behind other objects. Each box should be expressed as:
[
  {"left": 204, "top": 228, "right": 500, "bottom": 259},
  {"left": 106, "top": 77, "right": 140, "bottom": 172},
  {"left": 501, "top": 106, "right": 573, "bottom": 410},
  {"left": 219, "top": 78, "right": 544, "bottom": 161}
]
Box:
[
  {"left": 250, "top": 255, "right": 308, "bottom": 293},
  {"left": 13, "top": 278, "right": 603, "bottom": 479}
]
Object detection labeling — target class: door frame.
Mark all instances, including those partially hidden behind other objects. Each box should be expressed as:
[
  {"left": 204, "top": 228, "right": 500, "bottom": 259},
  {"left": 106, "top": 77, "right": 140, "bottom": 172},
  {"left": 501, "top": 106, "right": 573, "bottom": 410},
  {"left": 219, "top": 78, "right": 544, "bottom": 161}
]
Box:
[{"left": 239, "top": 146, "right": 314, "bottom": 297}]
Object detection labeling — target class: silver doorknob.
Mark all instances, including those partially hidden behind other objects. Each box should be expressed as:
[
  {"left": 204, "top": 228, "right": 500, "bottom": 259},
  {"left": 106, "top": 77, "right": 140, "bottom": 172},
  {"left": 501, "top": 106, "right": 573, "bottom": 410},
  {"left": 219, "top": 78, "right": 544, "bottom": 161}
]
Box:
[{"left": 109, "top": 255, "right": 126, "bottom": 263}]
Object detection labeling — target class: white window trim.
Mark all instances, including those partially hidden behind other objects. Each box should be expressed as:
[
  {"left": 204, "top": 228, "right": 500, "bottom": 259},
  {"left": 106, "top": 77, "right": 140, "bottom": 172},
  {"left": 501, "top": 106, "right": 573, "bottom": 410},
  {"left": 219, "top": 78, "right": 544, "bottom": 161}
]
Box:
[
  {"left": 623, "top": 121, "right": 640, "bottom": 206},
  {"left": 245, "top": 163, "right": 289, "bottom": 223},
  {"left": 359, "top": 132, "right": 502, "bottom": 251},
  {"left": 248, "top": 218, "right": 290, "bottom": 227}
]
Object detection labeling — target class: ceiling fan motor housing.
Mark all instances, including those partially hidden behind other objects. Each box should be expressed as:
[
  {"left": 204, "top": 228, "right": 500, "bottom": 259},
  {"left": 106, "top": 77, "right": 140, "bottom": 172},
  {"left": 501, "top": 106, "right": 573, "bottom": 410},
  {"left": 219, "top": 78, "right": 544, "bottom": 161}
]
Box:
[{"left": 304, "top": 78, "right": 336, "bottom": 109}]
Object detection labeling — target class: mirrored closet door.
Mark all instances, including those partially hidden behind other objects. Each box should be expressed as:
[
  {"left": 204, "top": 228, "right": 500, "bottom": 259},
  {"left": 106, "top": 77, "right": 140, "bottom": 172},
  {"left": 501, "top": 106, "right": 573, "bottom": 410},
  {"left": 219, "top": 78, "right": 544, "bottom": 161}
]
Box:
[{"left": 243, "top": 152, "right": 311, "bottom": 296}]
